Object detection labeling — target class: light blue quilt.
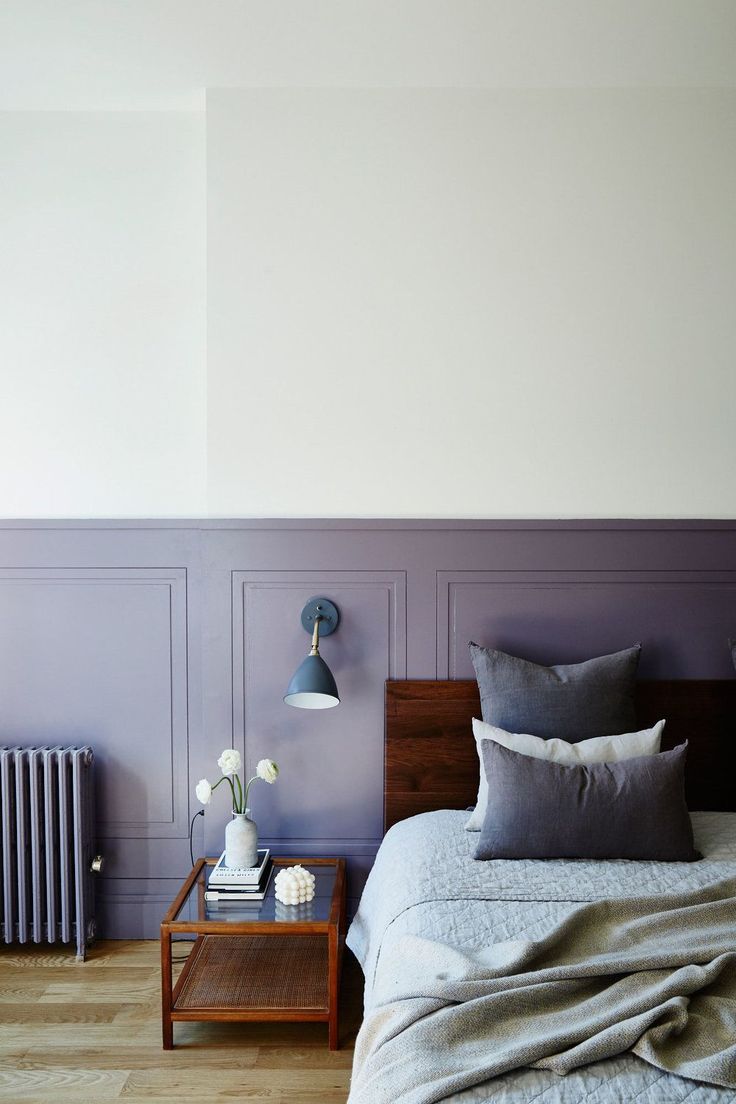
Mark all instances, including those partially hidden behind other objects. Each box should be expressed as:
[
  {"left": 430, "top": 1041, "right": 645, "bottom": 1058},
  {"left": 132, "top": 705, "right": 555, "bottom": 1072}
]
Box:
[{"left": 347, "top": 810, "right": 736, "bottom": 1103}]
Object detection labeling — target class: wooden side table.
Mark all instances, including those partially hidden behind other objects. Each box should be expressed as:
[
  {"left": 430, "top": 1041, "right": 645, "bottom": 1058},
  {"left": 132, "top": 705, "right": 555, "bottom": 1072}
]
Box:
[{"left": 161, "top": 857, "right": 347, "bottom": 1050}]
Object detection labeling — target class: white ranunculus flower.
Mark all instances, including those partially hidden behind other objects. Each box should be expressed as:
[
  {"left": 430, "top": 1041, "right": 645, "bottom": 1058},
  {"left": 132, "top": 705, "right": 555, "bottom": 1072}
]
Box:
[
  {"left": 256, "top": 758, "right": 279, "bottom": 784},
  {"left": 217, "top": 748, "right": 242, "bottom": 776},
  {"left": 195, "top": 778, "right": 212, "bottom": 805}
]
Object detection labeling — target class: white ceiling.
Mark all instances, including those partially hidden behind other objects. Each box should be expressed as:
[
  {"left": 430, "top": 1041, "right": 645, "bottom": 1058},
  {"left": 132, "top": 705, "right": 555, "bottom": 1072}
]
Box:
[{"left": 1, "top": 0, "right": 735, "bottom": 111}]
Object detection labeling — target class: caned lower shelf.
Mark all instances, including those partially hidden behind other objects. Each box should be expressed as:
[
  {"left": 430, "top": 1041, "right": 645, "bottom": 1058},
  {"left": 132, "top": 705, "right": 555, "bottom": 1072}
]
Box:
[{"left": 173, "top": 933, "right": 329, "bottom": 1013}]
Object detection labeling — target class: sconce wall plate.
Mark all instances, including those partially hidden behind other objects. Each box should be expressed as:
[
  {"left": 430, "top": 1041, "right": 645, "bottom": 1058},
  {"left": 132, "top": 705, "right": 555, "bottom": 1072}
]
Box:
[{"left": 300, "top": 597, "right": 339, "bottom": 638}]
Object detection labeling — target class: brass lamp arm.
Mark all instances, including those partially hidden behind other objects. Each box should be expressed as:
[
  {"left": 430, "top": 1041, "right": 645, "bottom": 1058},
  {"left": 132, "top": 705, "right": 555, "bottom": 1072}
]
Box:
[{"left": 309, "top": 615, "right": 323, "bottom": 655}]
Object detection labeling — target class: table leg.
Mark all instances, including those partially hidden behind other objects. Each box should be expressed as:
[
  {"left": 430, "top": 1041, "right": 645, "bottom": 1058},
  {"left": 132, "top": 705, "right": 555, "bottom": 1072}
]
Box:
[
  {"left": 161, "top": 926, "right": 174, "bottom": 1050},
  {"left": 328, "top": 924, "right": 340, "bottom": 1050},
  {"left": 339, "top": 891, "right": 347, "bottom": 944}
]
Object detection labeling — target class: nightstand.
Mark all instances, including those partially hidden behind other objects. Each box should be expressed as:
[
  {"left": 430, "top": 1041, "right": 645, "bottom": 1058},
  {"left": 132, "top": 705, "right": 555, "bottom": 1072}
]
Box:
[{"left": 161, "top": 856, "right": 347, "bottom": 1049}]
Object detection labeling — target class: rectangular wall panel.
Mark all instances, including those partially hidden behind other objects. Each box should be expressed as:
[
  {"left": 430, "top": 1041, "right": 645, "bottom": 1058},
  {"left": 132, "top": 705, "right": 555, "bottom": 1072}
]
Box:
[
  {"left": 0, "top": 569, "right": 189, "bottom": 839},
  {"left": 228, "top": 571, "right": 406, "bottom": 906},
  {"left": 438, "top": 571, "right": 736, "bottom": 679}
]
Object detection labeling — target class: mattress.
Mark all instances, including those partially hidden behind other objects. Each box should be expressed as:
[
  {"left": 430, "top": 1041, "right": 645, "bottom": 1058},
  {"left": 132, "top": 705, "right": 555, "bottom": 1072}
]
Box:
[{"left": 347, "top": 809, "right": 736, "bottom": 1103}]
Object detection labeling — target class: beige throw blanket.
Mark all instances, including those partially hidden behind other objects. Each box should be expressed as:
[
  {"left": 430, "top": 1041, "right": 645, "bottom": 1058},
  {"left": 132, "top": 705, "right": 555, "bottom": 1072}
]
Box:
[{"left": 348, "top": 879, "right": 736, "bottom": 1104}]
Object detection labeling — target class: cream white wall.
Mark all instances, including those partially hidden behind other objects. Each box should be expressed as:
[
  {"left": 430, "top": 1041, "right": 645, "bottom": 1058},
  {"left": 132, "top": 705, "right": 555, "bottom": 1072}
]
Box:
[
  {"left": 0, "top": 112, "right": 206, "bottom": 517},
  {"left": 2, "top": 1, "right": 735, "bottom": 109},
  {"left": 207, "top": 88, "right": 736, "bottom": 517},
  {"left": 0, "top": 87, "right": 734, "bottom": 517}
]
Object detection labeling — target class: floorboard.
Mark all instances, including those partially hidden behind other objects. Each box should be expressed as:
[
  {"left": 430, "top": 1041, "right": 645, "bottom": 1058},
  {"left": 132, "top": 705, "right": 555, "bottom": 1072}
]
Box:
[{"left": 0, "top": 940, "right": 364, "bottom": 1103}]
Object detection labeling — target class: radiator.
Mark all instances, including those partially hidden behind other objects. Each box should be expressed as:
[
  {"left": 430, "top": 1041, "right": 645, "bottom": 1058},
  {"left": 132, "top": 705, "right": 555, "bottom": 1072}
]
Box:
[{"left": 0, "top": 747, "right": 98, "bottom": 960}]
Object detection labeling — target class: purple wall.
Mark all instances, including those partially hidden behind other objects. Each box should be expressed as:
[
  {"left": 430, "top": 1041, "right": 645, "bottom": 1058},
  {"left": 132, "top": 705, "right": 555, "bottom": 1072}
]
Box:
[{"left": 0, "top": 519, "right": 734, "bottom": 937}]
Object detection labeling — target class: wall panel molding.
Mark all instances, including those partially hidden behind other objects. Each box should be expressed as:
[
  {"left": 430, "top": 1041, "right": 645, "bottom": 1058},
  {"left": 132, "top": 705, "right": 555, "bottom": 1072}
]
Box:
[
  {"left": 0, "top": 566, "right": 190, "bottom": 840},
  {"left": 1, "top": 521, "right": 735, "bottom": 938},
  {"left": 437, "top": 569, "right": 736, "bottom": 680},
  {"left": 230, "top": 571, "right": 406, "bottom": 846}
]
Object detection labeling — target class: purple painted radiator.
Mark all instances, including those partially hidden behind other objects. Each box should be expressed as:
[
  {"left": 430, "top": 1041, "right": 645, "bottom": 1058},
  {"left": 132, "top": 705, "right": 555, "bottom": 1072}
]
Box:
[{"left": 0, "top": 747, "right": 98, "bottom": 960}]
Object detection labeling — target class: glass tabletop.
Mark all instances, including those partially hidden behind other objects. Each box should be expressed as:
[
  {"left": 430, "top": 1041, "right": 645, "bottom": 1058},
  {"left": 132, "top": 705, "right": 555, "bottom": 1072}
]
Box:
[{"left": 173, "top": 860, "right": 339, "bottom": 925}]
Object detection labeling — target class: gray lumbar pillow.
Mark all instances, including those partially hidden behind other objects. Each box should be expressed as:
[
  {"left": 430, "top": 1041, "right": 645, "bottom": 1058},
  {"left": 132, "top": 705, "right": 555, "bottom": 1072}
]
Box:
[
  {"left": 464, "top": 716, "right": 665, "bottom": 831},
  {"left": 475, "top": 739, "right": 698, "bottom": 862},
  {"left": 469, "top": 642, "right": 640, "bottom": 740}
]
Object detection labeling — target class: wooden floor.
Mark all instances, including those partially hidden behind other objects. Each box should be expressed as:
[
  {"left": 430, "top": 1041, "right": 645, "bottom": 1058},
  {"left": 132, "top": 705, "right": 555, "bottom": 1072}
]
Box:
[{"left": 0, "top": 939, "right": 364, "bottom": 1103}]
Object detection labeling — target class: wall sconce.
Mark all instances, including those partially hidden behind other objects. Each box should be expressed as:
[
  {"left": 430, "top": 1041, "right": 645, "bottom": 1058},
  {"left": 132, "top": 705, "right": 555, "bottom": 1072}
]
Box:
[{"left": 284, "top": 597, "right": 340, "bottom": 709}]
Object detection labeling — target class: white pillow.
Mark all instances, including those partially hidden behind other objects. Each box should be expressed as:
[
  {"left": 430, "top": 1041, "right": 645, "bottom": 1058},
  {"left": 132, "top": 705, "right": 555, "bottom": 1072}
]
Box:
[{"left": 464, "top": 717, "right": 665, "bottom": 831}]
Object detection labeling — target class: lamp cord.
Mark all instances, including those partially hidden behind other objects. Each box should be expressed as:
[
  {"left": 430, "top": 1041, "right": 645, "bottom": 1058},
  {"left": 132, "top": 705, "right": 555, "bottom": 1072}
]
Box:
[
  {"left": 189, "top": 808, "right": 204, "bottom": 867},
  {"left": 171, "top": 809, "right": 206, "bottom": 962}
]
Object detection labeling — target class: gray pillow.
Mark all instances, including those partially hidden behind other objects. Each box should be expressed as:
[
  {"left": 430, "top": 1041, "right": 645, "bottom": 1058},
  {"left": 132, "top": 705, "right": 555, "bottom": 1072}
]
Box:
[
  {"left": 469, "top": 642, "right": 640, "bottom": 741},
  {"left": 475, "top": 739, "right": 698, "bottom": 862}
]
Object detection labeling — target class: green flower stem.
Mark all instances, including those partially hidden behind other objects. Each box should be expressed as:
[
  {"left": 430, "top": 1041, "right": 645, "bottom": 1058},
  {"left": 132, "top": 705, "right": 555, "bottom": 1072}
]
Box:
[
  {"left": 243, "top": 774, "right": 260, "bottom": 813},
  {"left": 234, "top": 774, "right": 244, "bottom": 814},
  {"left": 211, "top": 775, "right": 238, "bottom": 812}
]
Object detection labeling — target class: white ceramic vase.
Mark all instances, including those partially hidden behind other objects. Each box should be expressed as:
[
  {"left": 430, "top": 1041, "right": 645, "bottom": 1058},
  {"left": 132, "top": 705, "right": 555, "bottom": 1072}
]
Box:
[{"left": 224, "top": 810, "right": 258, "bottom": 869}]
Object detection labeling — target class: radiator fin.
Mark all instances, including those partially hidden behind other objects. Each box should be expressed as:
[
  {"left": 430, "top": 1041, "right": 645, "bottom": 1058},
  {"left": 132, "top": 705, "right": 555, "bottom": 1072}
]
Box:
[{"left": 0, "top": 747, "right": 95, "bottom": 959}]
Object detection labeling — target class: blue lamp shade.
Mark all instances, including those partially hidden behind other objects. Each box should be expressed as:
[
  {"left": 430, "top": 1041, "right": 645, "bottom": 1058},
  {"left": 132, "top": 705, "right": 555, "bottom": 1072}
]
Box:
[{"left": 284, "top": 654, "right": 340, "bottom": 709}]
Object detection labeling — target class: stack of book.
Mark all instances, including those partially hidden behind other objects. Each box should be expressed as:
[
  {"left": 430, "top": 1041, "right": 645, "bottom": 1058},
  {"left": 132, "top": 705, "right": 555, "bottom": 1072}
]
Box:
[{"left": 205, "top": 848, "right": 273, "bottom": 906}]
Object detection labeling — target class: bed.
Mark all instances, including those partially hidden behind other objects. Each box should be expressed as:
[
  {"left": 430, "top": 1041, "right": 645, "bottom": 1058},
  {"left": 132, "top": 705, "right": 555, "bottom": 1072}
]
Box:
[{"left": 346, "top": 678, "right": 736, "bottom": 1103}]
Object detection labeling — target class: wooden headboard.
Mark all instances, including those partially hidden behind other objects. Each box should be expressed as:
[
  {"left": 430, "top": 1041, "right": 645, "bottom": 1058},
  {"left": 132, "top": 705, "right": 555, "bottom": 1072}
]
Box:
[{"left": 385, "top": 680, "right": 736, "bottom": 830}]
